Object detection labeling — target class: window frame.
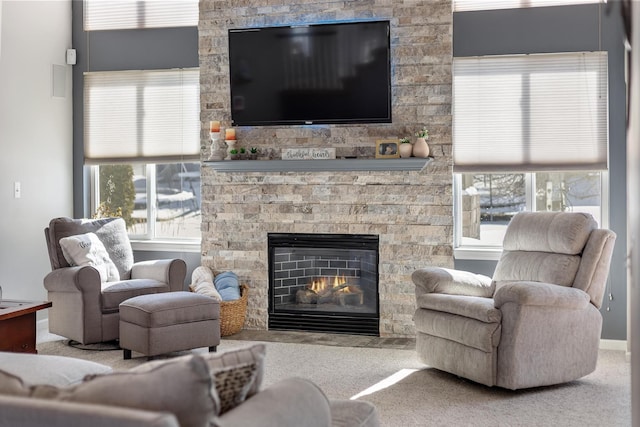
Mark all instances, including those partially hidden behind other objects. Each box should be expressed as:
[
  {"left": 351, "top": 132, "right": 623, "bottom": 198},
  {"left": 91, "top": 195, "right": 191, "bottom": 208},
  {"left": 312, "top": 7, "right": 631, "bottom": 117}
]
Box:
[
  {"left": 453, "top": 171, "right": 609, "bottom": 260},
  {"left": 90, "top": 163, "right": 201, "bottom": 252}
]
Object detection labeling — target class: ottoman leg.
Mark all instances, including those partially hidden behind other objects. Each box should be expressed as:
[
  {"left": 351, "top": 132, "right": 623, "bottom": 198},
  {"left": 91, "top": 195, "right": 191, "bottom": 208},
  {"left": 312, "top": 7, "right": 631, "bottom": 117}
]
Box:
[
  {"left": 209, "top": 346, "right": 217, "bottom": 353},
  {"left": 123, "top": 349, "right": 132, "bottom": 360}
]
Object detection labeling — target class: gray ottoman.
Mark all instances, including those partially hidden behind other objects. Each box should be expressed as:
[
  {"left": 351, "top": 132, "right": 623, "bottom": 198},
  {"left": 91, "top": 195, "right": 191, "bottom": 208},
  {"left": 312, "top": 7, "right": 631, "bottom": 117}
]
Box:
[{"left": 119, "top": 291, "right": 220, "bottom": 360}]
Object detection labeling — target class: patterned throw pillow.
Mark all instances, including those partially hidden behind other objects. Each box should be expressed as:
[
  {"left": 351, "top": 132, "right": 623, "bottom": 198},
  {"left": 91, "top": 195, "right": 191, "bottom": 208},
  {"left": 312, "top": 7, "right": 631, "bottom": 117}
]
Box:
[
  {"left": 59, "top": 232, "right": 120, "bottom": 282},
  {"left": 200, "top": 343, "right": 266, "bottom": 399},
  {"left": 211, "top": 362, "right": 258, "bottom": 414}
]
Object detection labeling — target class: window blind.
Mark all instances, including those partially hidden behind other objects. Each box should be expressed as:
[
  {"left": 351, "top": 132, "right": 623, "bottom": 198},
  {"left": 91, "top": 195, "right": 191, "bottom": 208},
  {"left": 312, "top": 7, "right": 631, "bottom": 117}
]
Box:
[
  {"left": 453, "top": 52, "right": 608, "bottom": 172},
  {"left": 84, "top": 68, "right": 200, "bottom": 164},
  {"left": 453, "top": 0, "right": 604, "bottom": 12},
  {"left": 84, "top": 0, "right": 199, "bottom": 31}
]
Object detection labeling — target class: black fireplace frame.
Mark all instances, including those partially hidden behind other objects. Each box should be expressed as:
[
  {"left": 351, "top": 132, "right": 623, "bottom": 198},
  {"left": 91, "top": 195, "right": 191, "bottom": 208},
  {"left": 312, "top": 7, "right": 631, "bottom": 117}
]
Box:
[{"left": 268, "top": 233, "right": 380, "bottom": 336}]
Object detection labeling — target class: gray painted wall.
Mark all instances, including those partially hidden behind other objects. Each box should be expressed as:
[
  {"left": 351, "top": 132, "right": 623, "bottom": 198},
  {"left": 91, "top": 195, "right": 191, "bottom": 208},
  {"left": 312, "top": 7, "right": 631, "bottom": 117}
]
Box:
[
  {"left": 453, "top": 4, "right": 628, "bottom": 340},
  {"left": 0, "top": 1, "right": 73, "bottom": 311}
]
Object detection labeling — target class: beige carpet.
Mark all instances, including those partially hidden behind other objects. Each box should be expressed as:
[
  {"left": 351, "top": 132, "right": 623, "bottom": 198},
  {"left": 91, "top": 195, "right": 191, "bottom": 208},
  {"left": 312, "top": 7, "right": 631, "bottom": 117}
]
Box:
[{"left": 36, "top": 335, "right": 631, "bottom": 427}]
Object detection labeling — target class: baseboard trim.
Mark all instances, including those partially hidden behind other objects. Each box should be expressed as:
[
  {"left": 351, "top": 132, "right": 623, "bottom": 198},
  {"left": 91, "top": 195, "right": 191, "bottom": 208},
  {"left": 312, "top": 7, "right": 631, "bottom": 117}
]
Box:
[{"left": 599, "top": 339, "right": 627, "bottom": 351}]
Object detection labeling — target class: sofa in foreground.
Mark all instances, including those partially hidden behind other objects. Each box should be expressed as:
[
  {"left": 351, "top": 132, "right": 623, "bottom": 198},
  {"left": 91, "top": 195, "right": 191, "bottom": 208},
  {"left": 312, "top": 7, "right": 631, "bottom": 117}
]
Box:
[{"left": 0, "top": 344, "right": 379, "bottom": 427}]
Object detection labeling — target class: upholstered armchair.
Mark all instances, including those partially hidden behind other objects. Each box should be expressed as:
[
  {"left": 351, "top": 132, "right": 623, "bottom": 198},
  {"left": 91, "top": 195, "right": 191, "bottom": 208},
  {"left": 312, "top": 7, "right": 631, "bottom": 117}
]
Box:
[
  {"left": 44, "top": 217, "right": 187, "bottom": 345},
  {"left": 412, "top": 212, "right": 616, "bottom": 389}
]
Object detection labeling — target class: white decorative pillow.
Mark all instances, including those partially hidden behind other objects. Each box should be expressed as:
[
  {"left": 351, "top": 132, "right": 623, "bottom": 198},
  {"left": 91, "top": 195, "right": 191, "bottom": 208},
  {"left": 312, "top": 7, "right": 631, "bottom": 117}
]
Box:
[{"left": 59, "top": 232, "right": 120, "bottom": 282}]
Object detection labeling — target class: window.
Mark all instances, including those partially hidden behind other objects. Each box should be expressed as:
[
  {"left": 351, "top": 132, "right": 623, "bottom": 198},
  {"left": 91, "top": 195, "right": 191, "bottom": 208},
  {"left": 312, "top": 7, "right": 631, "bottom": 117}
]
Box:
[
  {"left": 453, "top": 0, "right": 605, "bottom": 12},
  {"left": 84, "top": 0, "right": 199, "bottom": 31},
  {"left": 85, "top": 68, "right": 200, "bottom": 242},
  {"left": 94, "top": 163, "right": 200, "bottom": 241},
  {"left": 453, "top": 52, "right": 608, "bottom": 256},
  {"left": 456, "top": 171, "right": 604, "bottom": 252}
]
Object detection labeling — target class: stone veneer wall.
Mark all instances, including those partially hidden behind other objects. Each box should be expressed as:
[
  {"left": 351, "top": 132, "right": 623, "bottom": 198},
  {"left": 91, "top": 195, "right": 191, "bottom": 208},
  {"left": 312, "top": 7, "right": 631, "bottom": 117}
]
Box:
[{"left": 199, "top": 0, "right": 453, "bottom": 337}]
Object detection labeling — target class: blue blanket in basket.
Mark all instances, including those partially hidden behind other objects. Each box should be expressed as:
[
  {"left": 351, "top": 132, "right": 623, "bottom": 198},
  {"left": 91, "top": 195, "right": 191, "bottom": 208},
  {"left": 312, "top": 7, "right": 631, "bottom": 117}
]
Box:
[{"left": 214, "top": 271, "right": 241, "bottom": 301}]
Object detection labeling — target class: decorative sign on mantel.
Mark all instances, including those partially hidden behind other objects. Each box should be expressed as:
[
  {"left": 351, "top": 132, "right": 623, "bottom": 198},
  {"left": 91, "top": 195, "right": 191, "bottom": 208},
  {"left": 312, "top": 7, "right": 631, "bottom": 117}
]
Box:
[{"left": 282, "top": 148, "right": 336, "bottom": 160}]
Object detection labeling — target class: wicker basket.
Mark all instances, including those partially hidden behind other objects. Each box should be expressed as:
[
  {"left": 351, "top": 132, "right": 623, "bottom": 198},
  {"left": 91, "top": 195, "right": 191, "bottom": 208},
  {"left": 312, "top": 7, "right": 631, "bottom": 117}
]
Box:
[{"left": 219, "top": 284, "right": 248, "bottom": 336}]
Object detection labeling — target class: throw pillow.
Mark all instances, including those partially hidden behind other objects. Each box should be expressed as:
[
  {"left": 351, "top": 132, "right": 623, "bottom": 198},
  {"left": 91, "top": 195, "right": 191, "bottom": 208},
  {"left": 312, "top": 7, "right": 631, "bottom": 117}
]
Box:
[
  {"left": 211, "top": 362, "right": 258, "bottom": 414},
  {"left": 130, "top": 343, "right": 266, "bottom": 416},
  {"left": 200, "top": 343, "right": 266, "bottom": 400},
  {"left": 29, "top": 354, "right": 215, "bottom": 427},
  {"left": 59, "top": 232, "right": 120, "bottom": 282}
]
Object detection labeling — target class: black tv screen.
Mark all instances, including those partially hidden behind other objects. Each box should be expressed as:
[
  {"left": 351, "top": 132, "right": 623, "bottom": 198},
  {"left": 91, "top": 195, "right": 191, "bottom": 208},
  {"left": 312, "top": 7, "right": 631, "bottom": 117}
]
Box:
[{"left": 228, "top": 20, "right": 392, "bottom": 126}]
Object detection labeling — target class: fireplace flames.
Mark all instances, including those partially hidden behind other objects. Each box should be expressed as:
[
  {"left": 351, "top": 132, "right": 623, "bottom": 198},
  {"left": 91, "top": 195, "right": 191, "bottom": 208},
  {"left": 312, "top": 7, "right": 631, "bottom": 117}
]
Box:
[{"left": 297, "top": 276, "right": 364, "bottom": 306}]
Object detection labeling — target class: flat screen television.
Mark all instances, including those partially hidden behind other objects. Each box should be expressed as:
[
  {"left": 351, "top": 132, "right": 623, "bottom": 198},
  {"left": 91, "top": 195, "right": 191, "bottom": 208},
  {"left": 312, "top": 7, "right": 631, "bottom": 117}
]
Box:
[{"left": 228, "top": 20, "right": 391, "bottom": 127}]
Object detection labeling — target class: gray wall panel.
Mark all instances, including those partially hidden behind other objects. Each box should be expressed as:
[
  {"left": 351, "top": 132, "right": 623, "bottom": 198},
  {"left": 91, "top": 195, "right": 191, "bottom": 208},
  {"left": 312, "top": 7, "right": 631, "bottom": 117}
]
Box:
[
  {"left": 85, "top": 27, "right": 199, "bottom": 71},
  {"left": 454, "top": 5, "right": 601, "bottom": 57}
]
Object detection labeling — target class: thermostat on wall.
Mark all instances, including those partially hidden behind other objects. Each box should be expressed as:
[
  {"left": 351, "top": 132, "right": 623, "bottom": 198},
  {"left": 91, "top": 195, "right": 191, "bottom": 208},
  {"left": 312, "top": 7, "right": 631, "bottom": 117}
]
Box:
[{"left": 66, "top": 49, "right": 76, "bottom": 65}]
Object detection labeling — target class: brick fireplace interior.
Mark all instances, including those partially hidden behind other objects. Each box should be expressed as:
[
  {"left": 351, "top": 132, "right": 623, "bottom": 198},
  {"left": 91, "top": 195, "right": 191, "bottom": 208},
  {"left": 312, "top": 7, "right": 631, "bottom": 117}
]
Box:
[
  {"left": 268, "top": 233, "right": 380, "bottom": 335},
  {"left": 199, "top": 0, "right": 453, "bottom": 337}
]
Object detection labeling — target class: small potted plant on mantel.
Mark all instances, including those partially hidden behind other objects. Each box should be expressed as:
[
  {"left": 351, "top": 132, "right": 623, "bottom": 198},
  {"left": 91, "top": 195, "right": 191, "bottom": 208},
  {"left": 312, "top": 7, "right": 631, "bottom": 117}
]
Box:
[
  {"left": 399, "top": 137, "right": 412, "bottom": 158},
  {"left": 248, "top": 147, "right": 259, "bottom": 160},
  {"left": 229, "top": 149, "right": 240, "bottom": 160}
]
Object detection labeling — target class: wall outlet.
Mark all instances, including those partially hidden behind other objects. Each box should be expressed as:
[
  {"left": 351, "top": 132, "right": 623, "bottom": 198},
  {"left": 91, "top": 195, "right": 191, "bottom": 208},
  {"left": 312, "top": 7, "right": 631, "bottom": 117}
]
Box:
[{"left": 14, "top": 182, "right": 21, "bottom": 199}]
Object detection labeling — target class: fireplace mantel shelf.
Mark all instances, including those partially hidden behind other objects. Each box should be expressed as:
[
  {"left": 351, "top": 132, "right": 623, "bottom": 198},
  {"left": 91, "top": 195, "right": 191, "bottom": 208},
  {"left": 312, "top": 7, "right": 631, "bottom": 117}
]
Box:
[{"left": 204, "top": 158, "right": 431, "bottom": 172}]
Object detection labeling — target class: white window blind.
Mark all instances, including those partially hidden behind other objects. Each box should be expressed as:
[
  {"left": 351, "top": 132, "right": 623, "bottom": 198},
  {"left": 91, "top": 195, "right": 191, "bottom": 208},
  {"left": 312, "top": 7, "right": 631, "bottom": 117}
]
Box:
[
  {"left": 84, "top": 68, "right": 200, "bottom": 164},
  {"left": 453, "top": 0, "right": 604, "bottom": 12},
  {"left": 84, "top": 0, "right": 198, "bottom": 31},
  {"left": 453, "top": 52, "right": 608, "bottom": 172}
]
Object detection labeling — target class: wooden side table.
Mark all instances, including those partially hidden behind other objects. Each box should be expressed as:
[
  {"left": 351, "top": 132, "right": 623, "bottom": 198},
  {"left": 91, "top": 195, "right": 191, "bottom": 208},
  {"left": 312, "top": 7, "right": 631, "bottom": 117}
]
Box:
[{"left": 0, "top": 300, "right": 52, "bottom": 353}]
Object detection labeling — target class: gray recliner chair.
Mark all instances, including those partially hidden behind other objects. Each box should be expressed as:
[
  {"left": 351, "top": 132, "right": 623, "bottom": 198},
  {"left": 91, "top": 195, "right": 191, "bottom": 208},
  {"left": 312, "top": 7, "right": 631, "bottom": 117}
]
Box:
[
  {"left": 412, "top": 211, "right": 616, "bottom": 389},
  {"left": 44, "top": 217, "right": 187, "bottom": 345}
]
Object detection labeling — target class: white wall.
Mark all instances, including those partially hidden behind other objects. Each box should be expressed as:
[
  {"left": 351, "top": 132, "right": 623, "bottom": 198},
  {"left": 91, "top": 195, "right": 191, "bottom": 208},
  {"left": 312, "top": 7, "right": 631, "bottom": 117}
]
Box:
[{"left": 0, "top": 0, "right": 73, "bottom": 303}]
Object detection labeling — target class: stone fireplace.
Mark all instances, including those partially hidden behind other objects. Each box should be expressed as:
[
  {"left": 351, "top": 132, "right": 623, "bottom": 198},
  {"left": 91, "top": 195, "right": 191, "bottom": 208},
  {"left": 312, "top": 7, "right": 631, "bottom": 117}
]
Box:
[{"left": 199, "top": 0, "right": 453, "bottom": 337}]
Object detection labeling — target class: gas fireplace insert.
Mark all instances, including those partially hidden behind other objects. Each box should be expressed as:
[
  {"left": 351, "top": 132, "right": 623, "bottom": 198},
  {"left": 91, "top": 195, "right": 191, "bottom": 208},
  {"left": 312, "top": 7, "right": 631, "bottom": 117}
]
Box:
[{"left": 268, "top": 233, "right": 379, "bottom": 336}]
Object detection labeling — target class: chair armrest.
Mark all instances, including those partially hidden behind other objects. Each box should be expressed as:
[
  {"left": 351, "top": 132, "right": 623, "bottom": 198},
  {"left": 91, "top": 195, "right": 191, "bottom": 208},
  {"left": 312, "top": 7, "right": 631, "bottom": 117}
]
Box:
[
  {"left": 412, "top": 267, "right": 494, "bottom": 297},
  {"left": 215, "top": 377, "right": 332, "bottom": 427},
  {"left": 494, "top": 281, "right": 590, "bottom": 310},
  {"left": 131, "top": 259, "right": 186, "bottom": 292},
  {"left": 43, "top": 266, "right": 102, "bottom": 294}
]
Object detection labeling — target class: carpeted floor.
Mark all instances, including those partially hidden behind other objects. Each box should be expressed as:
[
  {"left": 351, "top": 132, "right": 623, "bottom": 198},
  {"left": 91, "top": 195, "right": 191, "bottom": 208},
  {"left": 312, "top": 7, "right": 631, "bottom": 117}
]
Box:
[{"left": 36, "top": 328, "right": 631, "bottom": 427}]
